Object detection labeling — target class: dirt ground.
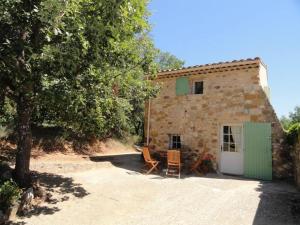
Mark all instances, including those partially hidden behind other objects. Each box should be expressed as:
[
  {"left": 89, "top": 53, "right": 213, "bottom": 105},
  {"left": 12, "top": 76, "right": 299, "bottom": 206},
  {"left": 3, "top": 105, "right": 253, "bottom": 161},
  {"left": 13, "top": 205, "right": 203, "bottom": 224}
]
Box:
[{"left": 9, "top": 151, "right": 300, "bottom": 225}]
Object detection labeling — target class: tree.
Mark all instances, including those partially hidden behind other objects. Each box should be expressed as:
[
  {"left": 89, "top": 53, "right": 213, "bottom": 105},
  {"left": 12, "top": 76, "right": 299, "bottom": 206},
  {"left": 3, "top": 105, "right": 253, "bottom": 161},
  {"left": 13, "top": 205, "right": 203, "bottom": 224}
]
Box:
[
  {"left": 289, "top": 106, "right": 300, "bottom": 124},
  {"left": 156, "top": 51, "right": 185, "bottom": 71},
  {"left": 0, "top": 0, "right": 71, "bottom": 186},
  {"left": 280, "top": 106, "right": 300, "bottom": 130},
  {"left": 0, "top": 0, "right": 157, "bottom": 186},
  {"left": 280, "top": 115, "right": 291, "bottom": 130}
]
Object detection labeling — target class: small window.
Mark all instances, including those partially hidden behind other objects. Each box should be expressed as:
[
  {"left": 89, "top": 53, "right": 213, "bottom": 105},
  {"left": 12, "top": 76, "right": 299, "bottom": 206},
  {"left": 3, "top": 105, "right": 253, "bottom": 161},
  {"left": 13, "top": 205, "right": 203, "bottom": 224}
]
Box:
[
  {"left": 169, "top": 134, "right": 181, "bottom": 149},
  {"left": 193, "top": 81, "right": 203, "bottom": 94}
]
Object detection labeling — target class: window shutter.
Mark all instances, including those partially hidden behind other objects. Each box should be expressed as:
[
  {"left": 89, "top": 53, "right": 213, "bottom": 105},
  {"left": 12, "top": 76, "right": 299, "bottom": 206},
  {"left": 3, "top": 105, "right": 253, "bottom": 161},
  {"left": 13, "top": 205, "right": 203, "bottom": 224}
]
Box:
[{"left": 176, "top": 77, "right": 189, "bottom": 95}]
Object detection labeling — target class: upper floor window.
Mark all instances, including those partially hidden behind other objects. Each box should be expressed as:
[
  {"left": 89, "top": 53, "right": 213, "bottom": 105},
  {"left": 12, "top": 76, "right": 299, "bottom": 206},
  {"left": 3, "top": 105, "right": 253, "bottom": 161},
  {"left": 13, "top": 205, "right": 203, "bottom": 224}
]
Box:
[
  {"left": 193, "top": 81, "right": 203, "bottom": 94},
  {"left": 175, "top": 77, "right": 204, "bottom": 96}
]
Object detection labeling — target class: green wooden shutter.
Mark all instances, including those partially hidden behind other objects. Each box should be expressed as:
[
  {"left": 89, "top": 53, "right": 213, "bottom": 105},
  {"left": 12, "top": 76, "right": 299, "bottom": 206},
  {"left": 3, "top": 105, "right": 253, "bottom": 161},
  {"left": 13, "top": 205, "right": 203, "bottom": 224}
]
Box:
[
  {"left": 244, "top": 122, "right": 272, "bottom": 180},
  {"left": 176, "top": 77, "right": 189, "bottom": 95}
]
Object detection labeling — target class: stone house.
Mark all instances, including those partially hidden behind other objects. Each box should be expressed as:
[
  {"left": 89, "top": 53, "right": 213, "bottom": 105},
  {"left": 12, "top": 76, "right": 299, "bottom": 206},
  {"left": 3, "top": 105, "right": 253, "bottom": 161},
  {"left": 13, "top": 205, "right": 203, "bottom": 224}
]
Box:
[{"left": 145, "top": 57, "right": 289, "bottom": 180}]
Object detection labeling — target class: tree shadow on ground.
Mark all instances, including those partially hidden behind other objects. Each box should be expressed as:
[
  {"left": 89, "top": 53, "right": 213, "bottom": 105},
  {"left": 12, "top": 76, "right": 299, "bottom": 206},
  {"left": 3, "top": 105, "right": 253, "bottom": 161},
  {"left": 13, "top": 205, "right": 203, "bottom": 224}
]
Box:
[
  {"left": 88, "top": 153, "right": 198, "bottom": 178},
  {"left": 89, "top": 153, "right": 144, "bottom": 173},
  {"left": 18, "top": 171, "right": 89, "bottom": 220},
  {"left": 31, "top": 171, "right": 89, "bottom": 198},
  {"left": 89, "top": 153, "right": 251, "bottom": 180},
  {"left": 8, "top": 222, "right": 26, "bottom": 225},
  {"left": 252, "top": 181, "right": 300, "bottom": 225}
]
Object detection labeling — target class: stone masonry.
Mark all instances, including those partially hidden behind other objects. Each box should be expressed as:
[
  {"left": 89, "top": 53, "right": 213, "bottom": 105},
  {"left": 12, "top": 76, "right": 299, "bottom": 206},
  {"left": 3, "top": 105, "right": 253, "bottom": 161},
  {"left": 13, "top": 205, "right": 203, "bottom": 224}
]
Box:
[{"left": 145, "top": 58, "right": 290, "bottom": 178}]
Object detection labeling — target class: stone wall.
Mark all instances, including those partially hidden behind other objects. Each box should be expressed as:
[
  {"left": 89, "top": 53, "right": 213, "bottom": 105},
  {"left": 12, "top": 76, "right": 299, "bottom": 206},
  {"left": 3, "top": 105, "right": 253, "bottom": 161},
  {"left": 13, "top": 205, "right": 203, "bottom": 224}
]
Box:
[{"left": 145, "top": 60, "right": 290, "bottom": 178}]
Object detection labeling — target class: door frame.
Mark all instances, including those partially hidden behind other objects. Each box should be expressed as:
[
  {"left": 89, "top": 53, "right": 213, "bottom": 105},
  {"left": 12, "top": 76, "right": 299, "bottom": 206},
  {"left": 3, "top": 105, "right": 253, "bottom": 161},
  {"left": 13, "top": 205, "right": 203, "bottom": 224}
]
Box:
[{"left": 219, "top": 123, "right": 244, "bottom": 175}]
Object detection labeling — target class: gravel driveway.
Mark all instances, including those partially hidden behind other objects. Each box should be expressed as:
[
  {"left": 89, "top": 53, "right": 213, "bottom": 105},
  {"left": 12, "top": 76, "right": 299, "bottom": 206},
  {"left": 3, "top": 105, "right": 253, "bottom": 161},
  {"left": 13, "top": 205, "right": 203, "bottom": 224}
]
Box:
[{"left": 16, "top": 153, "right": 300, "bottom": 225}]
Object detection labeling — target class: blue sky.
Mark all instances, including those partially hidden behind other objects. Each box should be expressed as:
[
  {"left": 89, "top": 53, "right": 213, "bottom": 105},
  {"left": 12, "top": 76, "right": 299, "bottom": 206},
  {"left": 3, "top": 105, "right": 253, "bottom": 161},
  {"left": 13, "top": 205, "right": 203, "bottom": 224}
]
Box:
[{"left": 149, "top": 0, "right": 300, "bottom": 117}]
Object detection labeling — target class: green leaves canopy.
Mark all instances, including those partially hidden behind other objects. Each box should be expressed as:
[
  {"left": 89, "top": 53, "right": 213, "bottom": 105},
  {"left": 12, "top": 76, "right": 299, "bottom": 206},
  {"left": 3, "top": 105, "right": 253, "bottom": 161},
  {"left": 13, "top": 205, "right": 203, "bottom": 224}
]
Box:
[
  {"left": 1, "top": 0, "right": 159, "bottom": 138},
  {"left": 156, "top": 51, "right": 185, "bottom": 71}
]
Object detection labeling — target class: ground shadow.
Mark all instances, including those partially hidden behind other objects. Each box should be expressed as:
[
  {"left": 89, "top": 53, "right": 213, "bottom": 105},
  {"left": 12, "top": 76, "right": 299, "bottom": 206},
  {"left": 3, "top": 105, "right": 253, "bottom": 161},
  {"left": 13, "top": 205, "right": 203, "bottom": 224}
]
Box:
[
  {"left": 252, "top": 181, "right": 300, "bottom": 225},
  {"left": 89, "top": 153, "right": 144, "bottom": 173},
  {"left": 31, "top": 171, "right": 89, "bottom": 198},
  {"left": 91, "top": 153, "right": 300, "bottom": 225},
  {"left": 8, "top": 222, "right": 26, "bottom": 225},
  {"left": 18, "top": 171, "right": 89, "bottom": 220},
  {"left": 90, "top": 153, "right": 178, "bottom": 179},
  {"left": 89, "top": 152, "right": 250, "bottom": 181}
]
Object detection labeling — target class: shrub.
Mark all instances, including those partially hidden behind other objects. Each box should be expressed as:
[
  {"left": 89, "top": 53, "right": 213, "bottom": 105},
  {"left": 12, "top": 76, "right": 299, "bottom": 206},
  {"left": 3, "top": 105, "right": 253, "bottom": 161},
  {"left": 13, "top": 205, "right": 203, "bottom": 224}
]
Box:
[
  {"left": 0, "top": 180, "right": 21, "bottom": 212},
  {"left": 286, "top": 123, "right": 300, "bottom": 145},
  {"left": 199, "top": 153, "right": 216, "bottom": 174}
]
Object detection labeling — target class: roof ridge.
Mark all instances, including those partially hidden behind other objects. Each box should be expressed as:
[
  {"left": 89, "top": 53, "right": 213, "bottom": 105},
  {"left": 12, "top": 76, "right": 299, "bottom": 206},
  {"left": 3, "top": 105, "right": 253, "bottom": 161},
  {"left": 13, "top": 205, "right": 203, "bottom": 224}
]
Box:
[{"left": 158, "top": 57, "right": 261, "bottom": 73}]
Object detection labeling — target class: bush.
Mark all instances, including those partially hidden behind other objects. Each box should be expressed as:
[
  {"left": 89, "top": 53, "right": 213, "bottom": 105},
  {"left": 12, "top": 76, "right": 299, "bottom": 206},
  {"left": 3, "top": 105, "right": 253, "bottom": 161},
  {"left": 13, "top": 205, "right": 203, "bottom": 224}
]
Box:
[
  {"left": 0, "top": 180, "right": 21, "bottom": 212},
  {"left": 286, "top": 123, "right": 300, "bottom": 145}
]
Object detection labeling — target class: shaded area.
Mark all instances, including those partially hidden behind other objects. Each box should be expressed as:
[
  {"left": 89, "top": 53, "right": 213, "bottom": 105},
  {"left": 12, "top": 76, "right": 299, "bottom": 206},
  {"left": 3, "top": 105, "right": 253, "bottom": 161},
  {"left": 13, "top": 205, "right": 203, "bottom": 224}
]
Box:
[
  {"left": 253, "top": 182, "right": 300, "bottom": 225},
  {"left": 89, "top": 153, "right": 144, "bottom": 173},
  {"left": 9, "top": 222, "right": 26, "bottom": 225},
  {"left": 89, "top": 153, "right": 250, "bottom": 180},
  {"left": 18, "top": 171, "right": 89, "bottom": 220},
  {"left": 31, "top": 171, "right": 89, "bottom": 198}
]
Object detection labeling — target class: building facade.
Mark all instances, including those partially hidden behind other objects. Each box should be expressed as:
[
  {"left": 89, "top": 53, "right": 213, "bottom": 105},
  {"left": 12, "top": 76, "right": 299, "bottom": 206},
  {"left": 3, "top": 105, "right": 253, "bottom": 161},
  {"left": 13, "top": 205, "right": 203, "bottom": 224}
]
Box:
[{"left": 145, "top": 58, "right": 290, "bottom": 179}]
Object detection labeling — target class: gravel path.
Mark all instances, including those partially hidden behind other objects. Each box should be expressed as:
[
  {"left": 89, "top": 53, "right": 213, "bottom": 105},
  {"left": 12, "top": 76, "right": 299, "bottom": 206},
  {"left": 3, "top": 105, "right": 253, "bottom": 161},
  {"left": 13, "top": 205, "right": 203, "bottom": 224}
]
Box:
[{"left": 15, "top": 153, "right": 300, "bottom": 225}]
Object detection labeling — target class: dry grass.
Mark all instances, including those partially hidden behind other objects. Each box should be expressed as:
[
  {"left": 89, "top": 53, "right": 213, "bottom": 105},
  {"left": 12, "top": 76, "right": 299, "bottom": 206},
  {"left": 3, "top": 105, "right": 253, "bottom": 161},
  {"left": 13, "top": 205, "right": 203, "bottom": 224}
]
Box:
[{"left": 0, "top": 138, "right": 137, "bottom": 163}]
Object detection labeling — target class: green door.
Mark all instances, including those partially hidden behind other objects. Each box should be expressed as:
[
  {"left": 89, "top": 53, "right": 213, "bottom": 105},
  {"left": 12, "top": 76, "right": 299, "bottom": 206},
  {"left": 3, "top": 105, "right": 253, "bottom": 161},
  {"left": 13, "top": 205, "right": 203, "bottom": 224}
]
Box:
[{"left": 244, "top": 122, "right": 272, "bottom": 180}]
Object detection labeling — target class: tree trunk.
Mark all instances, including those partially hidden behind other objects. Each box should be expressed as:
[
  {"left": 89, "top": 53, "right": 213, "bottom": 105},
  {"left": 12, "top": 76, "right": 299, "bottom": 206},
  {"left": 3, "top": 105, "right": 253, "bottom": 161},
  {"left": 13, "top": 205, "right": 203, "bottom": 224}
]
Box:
[{"left": 14, "top": 92, "right": 33, "bottom": 187}]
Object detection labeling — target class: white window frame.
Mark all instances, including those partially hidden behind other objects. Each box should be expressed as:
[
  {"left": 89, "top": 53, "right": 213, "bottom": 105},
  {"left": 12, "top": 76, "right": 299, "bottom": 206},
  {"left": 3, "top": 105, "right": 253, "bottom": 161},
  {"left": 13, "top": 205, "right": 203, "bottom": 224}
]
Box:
[{"left": 221, "top": 125, "right": 243, "bottom": 153}]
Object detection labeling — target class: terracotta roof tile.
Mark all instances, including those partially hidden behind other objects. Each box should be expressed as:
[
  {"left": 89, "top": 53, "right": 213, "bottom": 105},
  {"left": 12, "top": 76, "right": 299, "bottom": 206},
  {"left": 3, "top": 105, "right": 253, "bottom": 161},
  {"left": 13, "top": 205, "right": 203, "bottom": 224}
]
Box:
[{"left": 158, "top": 57, "right": 262, "bottom": 74}]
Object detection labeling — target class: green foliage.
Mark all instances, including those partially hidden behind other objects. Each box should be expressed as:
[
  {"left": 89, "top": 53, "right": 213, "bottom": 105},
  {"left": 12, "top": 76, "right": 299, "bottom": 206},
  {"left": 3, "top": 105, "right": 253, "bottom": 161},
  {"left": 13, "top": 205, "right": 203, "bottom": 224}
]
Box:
[
  {"left": 281, "top": 106, "right": 300, "bottom": 146},
  {"left": 280, "top": 106, "right": 300, "bottom": 131},
  {"left": 0, "top": 180, "right": 21, "bottom": 212},
  {"left": 0, "top": 97, "right": 16, "bottom": 129},
  {"left": 0, "top": 0, "right": 159, "bottom": 140},
  {"left": 33, "top": 0, "right": 159, "bottom": 138},
  {"left": 289, "top": 106, "right": 300, "bottom": 124},
  {"left": 280, "top": 115, "right": 292, "bottom": 130},
  {"left": 286, "top": 123, "right": 300, "bottom": 145},
  {"left": 156, "top": 51, "right": 185, "bottom": 71}
]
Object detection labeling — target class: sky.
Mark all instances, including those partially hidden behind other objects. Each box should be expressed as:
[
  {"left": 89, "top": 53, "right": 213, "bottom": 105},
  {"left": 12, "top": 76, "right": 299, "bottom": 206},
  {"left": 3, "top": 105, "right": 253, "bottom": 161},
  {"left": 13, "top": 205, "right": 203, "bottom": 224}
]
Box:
[{"left": 148, "top": 0, "right": 300, "bottom": 117}]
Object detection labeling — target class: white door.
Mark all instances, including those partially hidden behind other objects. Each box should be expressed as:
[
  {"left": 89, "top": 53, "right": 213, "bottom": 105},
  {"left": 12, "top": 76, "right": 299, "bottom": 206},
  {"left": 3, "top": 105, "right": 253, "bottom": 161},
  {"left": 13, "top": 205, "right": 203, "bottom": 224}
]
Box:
[{"left": 220, "top": 125, "right": 244, "bottom": 175}]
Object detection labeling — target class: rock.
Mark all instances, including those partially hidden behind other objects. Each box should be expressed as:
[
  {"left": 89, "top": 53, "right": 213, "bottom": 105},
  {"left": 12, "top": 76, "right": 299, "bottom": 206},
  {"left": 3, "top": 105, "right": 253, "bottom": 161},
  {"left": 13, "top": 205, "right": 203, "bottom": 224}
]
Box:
[
  {"left": 7, "top": 201, "right": 19, "bottom": 222},
  {"left": 19, "top": 188, "right": 34, "bottom": 214},
  {"left": 22, "top": 188, "right": 34, "bottom": 203}
]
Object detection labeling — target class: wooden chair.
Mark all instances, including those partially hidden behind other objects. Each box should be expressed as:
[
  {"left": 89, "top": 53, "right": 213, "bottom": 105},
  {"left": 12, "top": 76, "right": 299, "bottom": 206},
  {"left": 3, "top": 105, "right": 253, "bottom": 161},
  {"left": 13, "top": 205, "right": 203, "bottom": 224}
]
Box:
[
  {"left": 190, "top": 152, "right": 206, "bottom": 175},
  {"left": 142, "top": 147, "right": 160, "bottom": 174},
  {"left": 166, "top": 150, "right": 181, "bottom": 178}
]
